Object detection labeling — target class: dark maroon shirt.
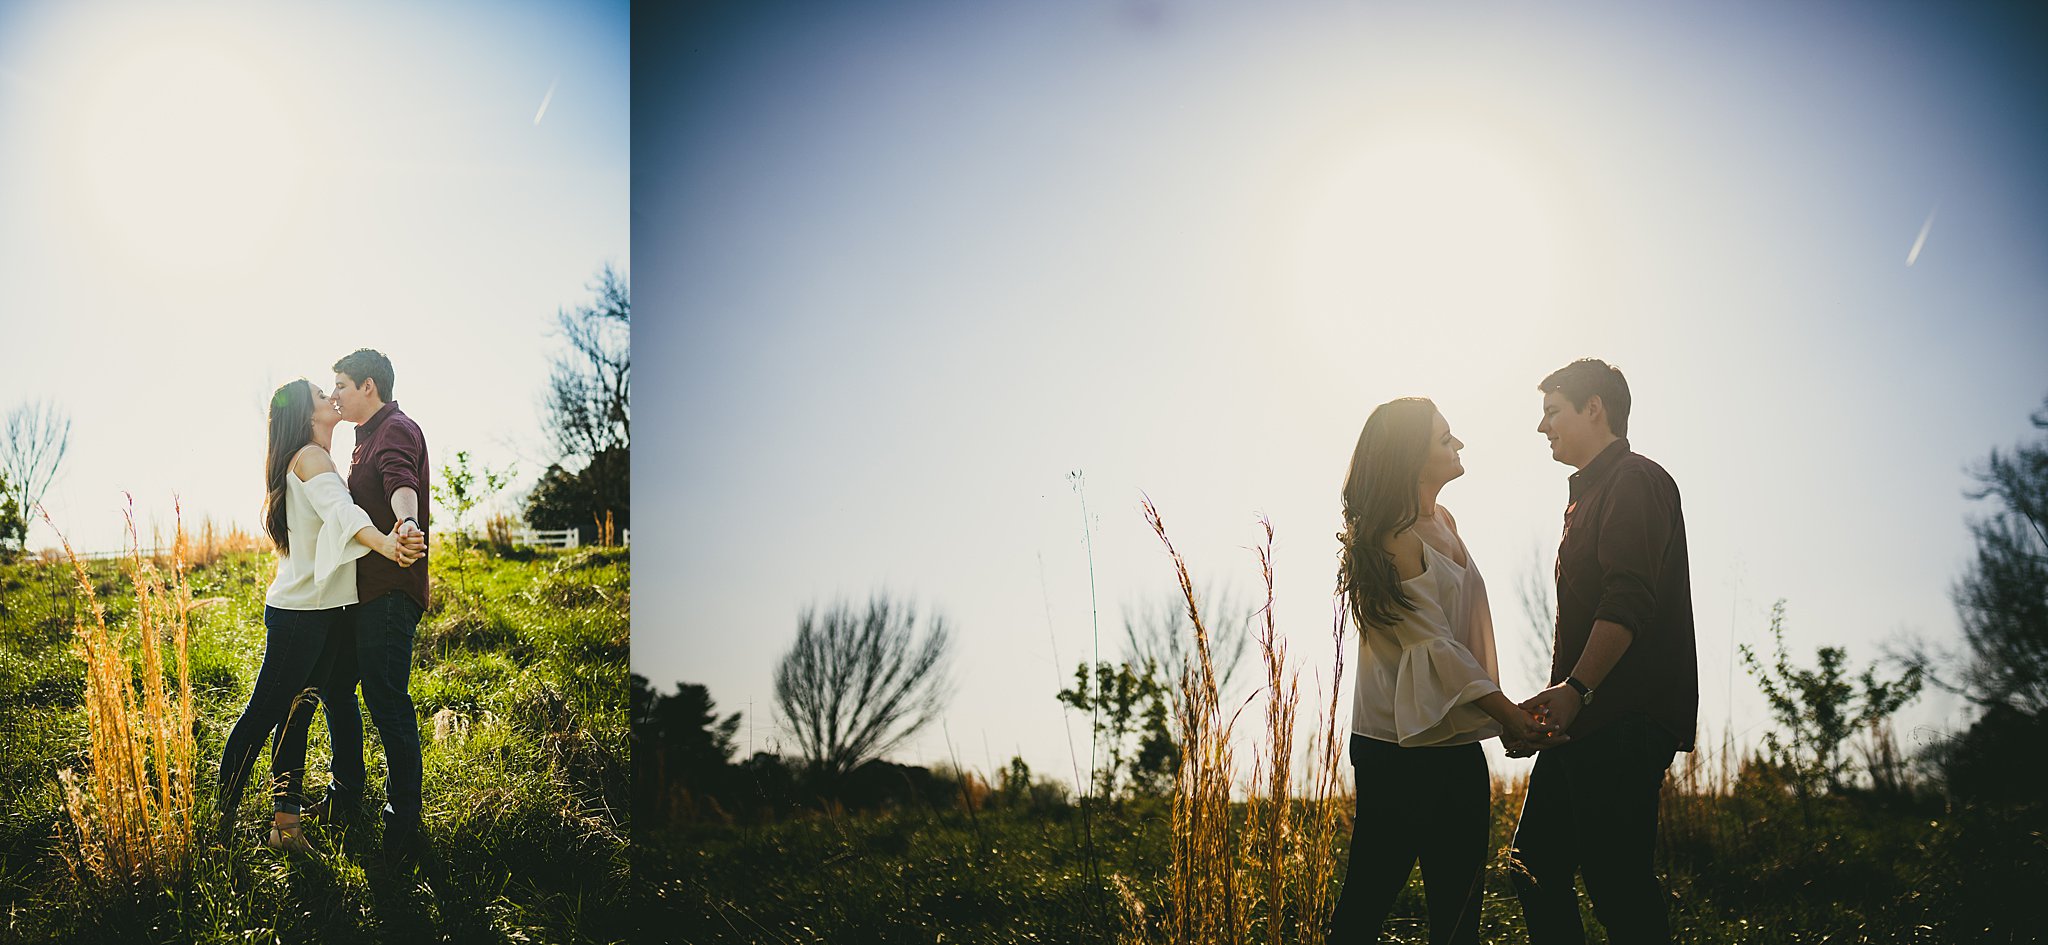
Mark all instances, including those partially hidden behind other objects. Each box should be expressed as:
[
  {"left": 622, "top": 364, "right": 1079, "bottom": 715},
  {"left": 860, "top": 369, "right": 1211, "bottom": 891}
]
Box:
[
  {"left": 349, "top": 401, "right": 431, "bottom": 611},
  {"left": 1551, "top": 438, "right": 1698, "bottom": 750}
]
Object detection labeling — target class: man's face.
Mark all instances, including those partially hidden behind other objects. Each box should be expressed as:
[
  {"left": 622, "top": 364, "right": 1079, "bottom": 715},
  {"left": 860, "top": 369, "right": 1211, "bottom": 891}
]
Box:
[
  {"left": 332, "top": 372, "right": 374, "bottom": 423},
  {"left": 1536, "top": 390, "right": 1607, "bottom": 469}
]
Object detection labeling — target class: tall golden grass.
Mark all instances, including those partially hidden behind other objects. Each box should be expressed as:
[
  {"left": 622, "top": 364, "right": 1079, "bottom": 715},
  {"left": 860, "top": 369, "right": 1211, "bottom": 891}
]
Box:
[
  {"left": 1143, "top": 499, "right": 1351, "bottom": 945},
  {"left": 35, "top": 514, "right": 267, "bottom": 571},
  {"left": 1246, "top": 519, "right": 1297, "bottom": 945},
  {"left": 1297, "top": 585, "right": 1353, "bottom": 943},
  {"left": 46, "top": 500, "right": 199, "bottom": 885},
  {"left": 1135, "top": 500, "right": 1857, "bottom": 942},
  {"left": 175, "top": 515, "right": 270, "bottom": 569}
]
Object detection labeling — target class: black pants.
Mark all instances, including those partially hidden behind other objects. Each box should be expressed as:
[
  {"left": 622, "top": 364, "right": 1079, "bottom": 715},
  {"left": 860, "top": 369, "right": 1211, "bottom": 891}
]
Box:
[
  {"left": 1327, "top": 734, "right": 1490, "bottom": 945},
  {"left": 218, "top": 605, "right": 345, "bottom": 816},
  {"left": 318, "top": 592, "right": 426, "bottom": 818},
  {"left": 1510, "top": 714, "right": 1679, "bottom": 945}
]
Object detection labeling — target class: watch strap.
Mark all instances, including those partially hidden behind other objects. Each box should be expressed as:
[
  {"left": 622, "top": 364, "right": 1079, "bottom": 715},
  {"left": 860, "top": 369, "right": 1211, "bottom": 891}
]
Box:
[{"left": 1564, "top": 675, "right": 1594, "bottom": 704}]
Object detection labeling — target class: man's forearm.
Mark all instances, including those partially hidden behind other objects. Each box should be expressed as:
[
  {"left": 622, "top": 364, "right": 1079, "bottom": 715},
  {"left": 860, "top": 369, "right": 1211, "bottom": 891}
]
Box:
[
  {"left": 1568, "top": 619, "right": 1634, "bottom": 688},
  {"left": 390, "top": 487, "right": 420, "bottom": 525}
]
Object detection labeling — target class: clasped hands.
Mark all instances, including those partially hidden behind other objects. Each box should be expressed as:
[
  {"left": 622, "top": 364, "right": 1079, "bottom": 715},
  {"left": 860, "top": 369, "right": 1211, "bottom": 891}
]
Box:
[
  {"left": 385, "top": 519, "right": 427, "bottom": 568},
  {"left": 1501, "top": 683, "right": 1583, "bottom": 758}
]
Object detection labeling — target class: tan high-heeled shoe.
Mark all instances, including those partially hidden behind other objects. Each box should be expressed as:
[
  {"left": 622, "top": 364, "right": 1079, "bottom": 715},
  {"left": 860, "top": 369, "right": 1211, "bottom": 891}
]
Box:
[{"left": 267, "top": 815, "right": 314, "bottom": 853}]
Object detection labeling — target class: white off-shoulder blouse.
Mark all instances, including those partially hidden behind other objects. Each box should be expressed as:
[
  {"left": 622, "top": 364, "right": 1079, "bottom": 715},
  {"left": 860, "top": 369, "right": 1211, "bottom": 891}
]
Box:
[
  {"left": 1350, "top": 537, "right": 1504, "bottom": 747},
  {"left": 264, "top": 468, "right": 375, "bottom": 611}
]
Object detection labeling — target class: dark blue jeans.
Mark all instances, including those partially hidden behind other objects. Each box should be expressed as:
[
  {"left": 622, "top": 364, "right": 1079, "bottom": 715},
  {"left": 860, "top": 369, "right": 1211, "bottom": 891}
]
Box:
[
  {"left": 1327, "top": 734, "right": 1490, "bottom": 945},
  {"left": 218, "top": 606, "right": 345, "bottom": 816},
  {"left": 318, "top": 591, "right": 426, "bottom": 819},
  {"left": 1509, "top": 714, "right": 1679, "bottom": 945}
]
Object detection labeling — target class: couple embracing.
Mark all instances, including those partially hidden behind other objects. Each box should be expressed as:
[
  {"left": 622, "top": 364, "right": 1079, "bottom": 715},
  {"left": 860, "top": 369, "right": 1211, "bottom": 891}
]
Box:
[
  {"left": 1329, "top": 358, "right": 1698, "bottom": 944},
  {"left": 215, "top": 348, "right": 434, "bottom": 867}
]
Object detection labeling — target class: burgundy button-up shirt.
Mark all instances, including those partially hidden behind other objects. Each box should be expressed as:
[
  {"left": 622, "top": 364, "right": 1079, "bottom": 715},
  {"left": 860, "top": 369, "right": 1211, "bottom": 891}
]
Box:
[
  {"left": 1552, "top": 438, "right": 1698, "bottom": 750},
  {"left": 349, "top": 401, "right": 431, "bottom": 612}
]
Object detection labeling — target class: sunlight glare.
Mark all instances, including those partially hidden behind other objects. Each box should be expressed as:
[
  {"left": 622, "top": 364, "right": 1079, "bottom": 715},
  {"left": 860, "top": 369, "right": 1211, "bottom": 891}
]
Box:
[
  {"left": 1280, "top": 120, "right": 1583, "bottom": 385},
  {"left": 65, "top": 38, "right": 306, "bottom": 281}
]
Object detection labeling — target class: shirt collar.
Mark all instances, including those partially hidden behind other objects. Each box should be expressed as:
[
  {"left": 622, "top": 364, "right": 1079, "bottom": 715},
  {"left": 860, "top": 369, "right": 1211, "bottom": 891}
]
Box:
[
  {"left": 358, "top": 401, "right": 399, "bottom": 435},
  {"left": 1568, "top": 436, "right": 1630, "bottom": 498}
]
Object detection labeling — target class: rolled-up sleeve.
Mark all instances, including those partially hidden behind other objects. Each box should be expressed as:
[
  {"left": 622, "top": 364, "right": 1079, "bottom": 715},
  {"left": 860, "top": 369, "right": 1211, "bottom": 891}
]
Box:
[
  {"left": 1593, "top": 467, "right": 1673, "bottom": 639},
  {"left": 305, "top": 471, "right": 375, "bottom": 584},
  {"left": 374, "top": 421, "right": 424, "bottom": 503}
]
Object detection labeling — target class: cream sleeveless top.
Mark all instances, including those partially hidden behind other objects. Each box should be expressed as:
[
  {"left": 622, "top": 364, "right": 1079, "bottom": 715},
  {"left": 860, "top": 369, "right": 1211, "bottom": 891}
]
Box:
[
  {"left": 264, "top": 467, "right": 375, "bottom": 610},
  {"left": 1350, "top": 537, "right": 1504, "bottom": 747}
]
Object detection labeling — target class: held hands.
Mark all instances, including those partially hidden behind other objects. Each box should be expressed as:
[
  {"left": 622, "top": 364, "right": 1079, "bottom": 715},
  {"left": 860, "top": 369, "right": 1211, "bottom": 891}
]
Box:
[
  {"left": 1504, "top": 684, "right": 1584, "bottom": 758},
  {"left": 1499, "top": 703, "right": 1569, "bottom": 758},
  {"left": 383, "top": 520, "right": 427, "bottom": 567},
  {"left": 1479, "top": 690, "right": 1568, "bottom": 757}
]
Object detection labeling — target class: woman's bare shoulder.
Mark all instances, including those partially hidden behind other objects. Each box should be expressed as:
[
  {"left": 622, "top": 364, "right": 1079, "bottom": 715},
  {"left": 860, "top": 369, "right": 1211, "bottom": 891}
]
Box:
[
  {"left": 290, "top": 445, "right": 336, "bottom": 481},
  {"left": 1382, "top": 527, "right": 1425, "bottom": 580}
]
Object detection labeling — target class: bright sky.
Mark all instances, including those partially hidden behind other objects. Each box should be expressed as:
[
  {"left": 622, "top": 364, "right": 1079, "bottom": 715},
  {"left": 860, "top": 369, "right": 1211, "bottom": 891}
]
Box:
[
  {"left": 638, "top": 1, "right": 2048, "bottom": 789},
  {"left": 0, "top": 1, "right": 628, "bottom": 555}
]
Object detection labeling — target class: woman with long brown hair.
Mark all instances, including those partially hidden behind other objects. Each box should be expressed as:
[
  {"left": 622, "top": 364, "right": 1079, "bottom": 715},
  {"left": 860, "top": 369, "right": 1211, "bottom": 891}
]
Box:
[
  {"left": 215, "top": 378, "right": 423, "bottom": 851},
  {"left": 1326, "top": 397, "right": 1561, "bottom": 944}
]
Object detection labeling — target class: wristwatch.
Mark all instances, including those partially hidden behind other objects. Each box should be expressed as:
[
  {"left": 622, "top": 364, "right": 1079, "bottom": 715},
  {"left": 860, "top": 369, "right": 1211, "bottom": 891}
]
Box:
[{"left": 1564, "top": 675, "right": 1596, "bottom": 706}]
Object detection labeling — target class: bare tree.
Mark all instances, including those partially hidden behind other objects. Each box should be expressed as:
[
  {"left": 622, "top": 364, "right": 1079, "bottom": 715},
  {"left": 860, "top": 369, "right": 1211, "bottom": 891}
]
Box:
[
  {"left": 1944, "top": 394, "right": 2048, "bottom": 715},
  {"left": 546, "top": 264, "right": 630, "bottom": 462},
  {"left": 527, "top": 265, "right": 630, "bottom": 537},
  {"left": 774, "top": 594, "right": 954, "bottom": 780},
  {"left": 1, "top": 400, "right": 70, "bottom": 529},
  {"left": 1122, "top": 583, "right": 1253, "bottom": 701},
  {"left": 1518, "top": 543, "right": 1559, "bottom": 692}
]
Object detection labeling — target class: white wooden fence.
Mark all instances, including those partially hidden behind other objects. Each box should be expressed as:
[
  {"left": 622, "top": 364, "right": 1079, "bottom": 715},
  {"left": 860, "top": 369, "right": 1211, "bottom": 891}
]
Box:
[
  {"left": 505, "top": 528, "right": 630, "bottom": 550},
  {"left": 510, "top": 528, "right": 580, "bottom": 549}
]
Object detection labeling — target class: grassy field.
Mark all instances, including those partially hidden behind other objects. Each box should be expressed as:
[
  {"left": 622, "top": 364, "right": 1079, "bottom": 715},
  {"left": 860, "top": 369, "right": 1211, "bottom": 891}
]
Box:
[
  {"left": 0, "top": 540, "right": 631, "bottom": 945},
  {"left": 642, "top": 499, "right": 2046, "bottom": 944},
  {"left": 646, "top": 766, "right": 2042, "bottom": 944}
]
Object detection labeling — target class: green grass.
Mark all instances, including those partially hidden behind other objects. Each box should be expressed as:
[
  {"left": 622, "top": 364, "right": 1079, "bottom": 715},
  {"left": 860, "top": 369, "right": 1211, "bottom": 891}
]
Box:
[
  {"left": 0, "top": 544, "right": 630, "bottom": 945},
  {"left": 642, "top": 770, "right": 2044, "bottom": 944}
]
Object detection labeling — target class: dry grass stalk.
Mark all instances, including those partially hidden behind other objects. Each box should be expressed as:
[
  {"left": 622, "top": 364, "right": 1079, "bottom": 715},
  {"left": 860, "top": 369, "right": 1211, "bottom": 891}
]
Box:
[
  {"left": 1857, "top": 717, "right": 1908, "bottom": 796},
  {"left": 1249, "top": 518, "right": 1298, "bottom": 945},
  {"left": 149, "top": 514, "right": 265, "bottom": 570},
  {"left": 47, "top": 499, "right": 198, "bottom": 885},
  {"left": 1109, "top": 872, "right": 1150, "bottom": 945},
  {"left": 1294, "top": 594, "right": 1351, "bottom": 945},
  {"left": 484, "top": 512, "right": 519, "bottom": 548},
  {"left": 1144, "top": 496, "right": 1241, "bottom": 945},
  {"left": 1143, "top": 503, "right": 1352, "bottom": 945}
]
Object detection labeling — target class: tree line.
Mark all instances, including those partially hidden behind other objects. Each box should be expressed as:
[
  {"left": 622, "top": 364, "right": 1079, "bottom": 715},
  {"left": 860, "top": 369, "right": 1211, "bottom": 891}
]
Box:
[{"left": 636, "top": 394, "right": 2048, "bottom": 831}]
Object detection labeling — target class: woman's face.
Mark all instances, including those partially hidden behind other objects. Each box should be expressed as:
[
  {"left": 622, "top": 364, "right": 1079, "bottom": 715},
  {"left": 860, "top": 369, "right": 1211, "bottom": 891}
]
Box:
[
  {"left": 308, "top": 383, "right": 341, "bottom": 435},
  {"left": 1419, "top": 410, "right": 1465, "bottom": 487}
]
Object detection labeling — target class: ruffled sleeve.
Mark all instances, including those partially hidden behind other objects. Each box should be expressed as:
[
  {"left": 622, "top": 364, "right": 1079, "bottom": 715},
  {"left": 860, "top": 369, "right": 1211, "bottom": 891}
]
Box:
[
  {"left": 1390, "top": 637, "right": 1504, "bottom": 747},
  {"left": 302, "top": 471, "right": 375, "bottom": 585}
]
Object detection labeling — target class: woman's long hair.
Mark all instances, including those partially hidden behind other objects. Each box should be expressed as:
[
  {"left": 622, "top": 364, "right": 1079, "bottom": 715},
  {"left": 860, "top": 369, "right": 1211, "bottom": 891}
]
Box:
[
  {"left": 1337, "top": 397, "right": 1437, "bottom": 630},
  {"left": 263, "top": 379, "right": 316, "bottom": 554}
]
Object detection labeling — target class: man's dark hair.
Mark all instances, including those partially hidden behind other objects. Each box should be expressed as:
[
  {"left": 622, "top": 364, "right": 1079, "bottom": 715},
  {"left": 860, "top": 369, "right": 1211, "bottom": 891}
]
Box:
[
  {"left": 1538, "top": 358, "right": 1630, "bottom": 437},
  {"left": 334, "top": 348, "right": 396, "bottom": 401}
]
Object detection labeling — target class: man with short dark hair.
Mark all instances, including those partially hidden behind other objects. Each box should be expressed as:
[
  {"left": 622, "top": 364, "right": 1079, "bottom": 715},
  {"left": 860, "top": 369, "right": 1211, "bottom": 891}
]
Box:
[
  {"left": 313, "top": 347, "right": 432, "bottom": 867},
  {"left": 1508, "top": 358, "right": 1697, "bottom": 944}
]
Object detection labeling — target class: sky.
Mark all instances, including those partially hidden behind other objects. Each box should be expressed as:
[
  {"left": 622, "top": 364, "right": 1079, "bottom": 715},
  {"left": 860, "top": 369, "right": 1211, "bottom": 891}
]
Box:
[
  {"left": 637, "top": 0, "right": 2048, "bottom": 789},
  {"left": 0, "top": 0, "right": 629, "bottom": 555}
]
